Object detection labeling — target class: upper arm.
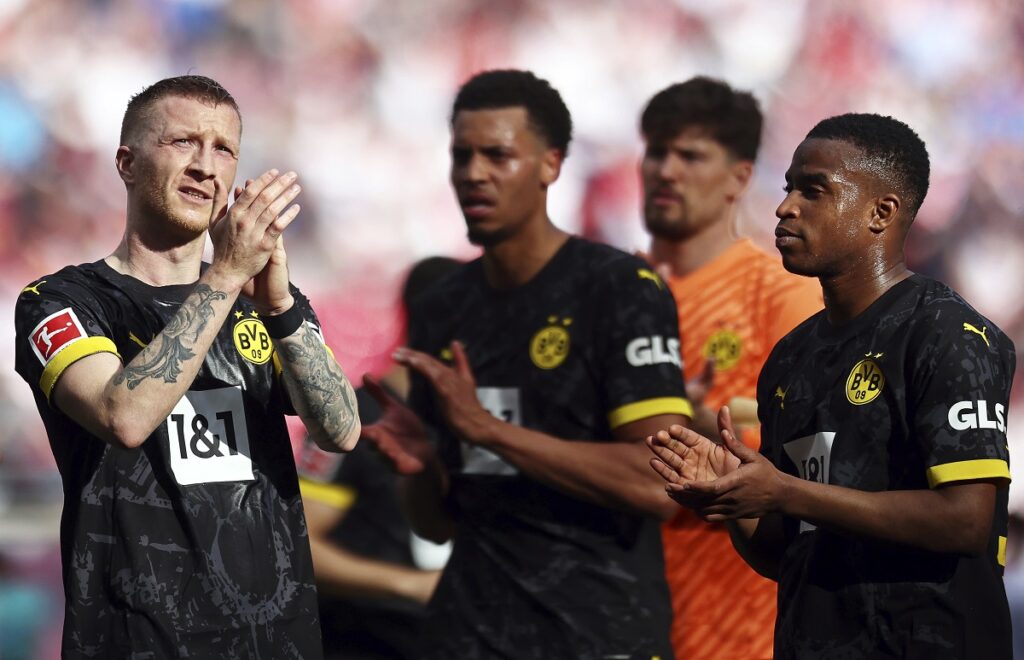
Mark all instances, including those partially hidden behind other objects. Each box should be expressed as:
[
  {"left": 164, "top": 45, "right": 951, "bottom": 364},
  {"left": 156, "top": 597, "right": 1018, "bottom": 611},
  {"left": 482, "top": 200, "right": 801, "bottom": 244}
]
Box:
[
  {"left": 598, "top": 260, "right": 692, "bottom": 431},
  {"left": 51, "top": 352, "right": 123, "bottom": 440}
]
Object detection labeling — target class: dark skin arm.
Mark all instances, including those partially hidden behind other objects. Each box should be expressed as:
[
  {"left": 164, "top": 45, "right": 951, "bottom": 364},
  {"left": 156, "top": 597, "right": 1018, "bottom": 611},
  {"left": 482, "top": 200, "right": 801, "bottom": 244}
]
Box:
[
  {"left": 361, "top": 341, "right": 688, "bottom": 524},
  {"left": 648, "top": 407, "right": 999, "bottom": 575}
]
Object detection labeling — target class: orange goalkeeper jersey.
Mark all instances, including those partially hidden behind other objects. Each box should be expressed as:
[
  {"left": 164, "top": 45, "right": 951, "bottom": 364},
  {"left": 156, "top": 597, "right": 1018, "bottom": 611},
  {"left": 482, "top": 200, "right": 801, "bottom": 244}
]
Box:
[{"left": 664, "top": 238, "right": 822, "bottom": 660}]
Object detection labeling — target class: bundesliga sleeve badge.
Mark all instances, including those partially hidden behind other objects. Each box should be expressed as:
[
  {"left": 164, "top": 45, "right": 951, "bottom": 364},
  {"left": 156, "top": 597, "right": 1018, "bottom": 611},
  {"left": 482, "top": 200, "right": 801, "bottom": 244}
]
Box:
[{"left": 30, "top": 308, "right": 87, "bottom": 366}]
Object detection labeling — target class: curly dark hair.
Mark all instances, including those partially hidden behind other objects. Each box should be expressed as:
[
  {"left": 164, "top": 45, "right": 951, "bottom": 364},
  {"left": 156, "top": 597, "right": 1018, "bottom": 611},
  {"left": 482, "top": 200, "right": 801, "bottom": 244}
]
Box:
[
  {"left": 640, "top": 76, "right": 762, "bottom": 161},
  {"left": 806, "top": 113, "right": 930, "bottom": 217},
  {"left": 119, "top": 75, "right": 241, "bottom": 145},
  {"left": 451, "top": 69, "right": 572, "bottom": 157}
]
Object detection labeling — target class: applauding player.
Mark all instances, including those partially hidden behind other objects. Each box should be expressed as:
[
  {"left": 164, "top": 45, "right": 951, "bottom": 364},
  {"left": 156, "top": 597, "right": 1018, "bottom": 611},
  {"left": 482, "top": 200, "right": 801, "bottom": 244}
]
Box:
[
  {"left": 14, "top": 76, "right": 359, "bottom": 659},
  {"left": 649, "top": 113, "right": 1014, "bottom": 659}
]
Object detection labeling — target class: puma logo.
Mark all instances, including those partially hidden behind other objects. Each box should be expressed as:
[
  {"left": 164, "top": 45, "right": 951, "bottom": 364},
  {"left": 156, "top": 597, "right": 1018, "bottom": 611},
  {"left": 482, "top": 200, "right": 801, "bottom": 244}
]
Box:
[
  {"left": 775, "top": 386, "right": 788, "bottom": 409},
  {"left": 637, "top": 268, "right": 663, "bottom": 290},
  {"left": 22, "top": 280, "right": 46, "bottom": 296},
  {"left": 963, "top": 322, "right": 989, "bottom": 347}
]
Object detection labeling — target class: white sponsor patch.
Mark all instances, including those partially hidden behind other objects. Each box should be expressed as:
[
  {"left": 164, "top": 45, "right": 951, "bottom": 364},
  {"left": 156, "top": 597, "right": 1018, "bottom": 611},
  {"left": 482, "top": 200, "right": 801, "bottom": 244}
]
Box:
[
  {"left": 29, "top": 307, "right": 87, "bottom": 365},
  {"left": 166, "top": 386, "right": 253, "bottom": 485},
  {"left": 461, "top": 387, "right": 520, "bottom": 476},
  {"left": 783, "top": 431, "right": 836, "bottom": 533},
  {"left": 948, "top": 400, "right": 1006, "bottom": 433},
  {"left": 625, "top": 335, "right": 681, "bottom": 368}
]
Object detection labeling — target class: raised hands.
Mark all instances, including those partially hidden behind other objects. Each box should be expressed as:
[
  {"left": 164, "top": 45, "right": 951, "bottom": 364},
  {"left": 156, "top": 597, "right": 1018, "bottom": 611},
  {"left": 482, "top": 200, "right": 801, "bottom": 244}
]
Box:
[
  {"left": 647, "top": 406, "right": 786, "bottom": 521},
  {"left": 392, "top": 341, "right": 496, "bottom": 445},
  {"left": 359, "top": 375, "right": 435, "bottom": 475},
  {"left": 207, "top": 170, "right": 301, "bottom": 310}
]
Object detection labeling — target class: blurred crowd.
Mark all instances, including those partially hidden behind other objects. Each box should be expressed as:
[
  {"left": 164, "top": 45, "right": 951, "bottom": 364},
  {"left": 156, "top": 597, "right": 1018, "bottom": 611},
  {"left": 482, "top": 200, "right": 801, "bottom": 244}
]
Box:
[{"left": 1, "top": 0, "right": 1022, "bottom": 656}]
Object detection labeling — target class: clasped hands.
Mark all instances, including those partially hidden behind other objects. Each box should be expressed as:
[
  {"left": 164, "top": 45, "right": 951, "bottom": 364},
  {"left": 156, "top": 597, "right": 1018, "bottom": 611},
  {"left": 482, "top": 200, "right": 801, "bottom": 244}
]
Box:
[
  {"left": 646, "top": 406, "right": 787, "bottom": 521},
  {"left": 208, "top": 169, "right": 301, "bottom": 314}
]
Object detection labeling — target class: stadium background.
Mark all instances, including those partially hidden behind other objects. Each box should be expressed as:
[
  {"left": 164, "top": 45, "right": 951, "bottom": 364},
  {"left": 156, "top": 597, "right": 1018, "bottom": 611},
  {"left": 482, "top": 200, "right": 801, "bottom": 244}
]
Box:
[{"left": 0, "top": 0, "right": 1021, "bottom": 656}]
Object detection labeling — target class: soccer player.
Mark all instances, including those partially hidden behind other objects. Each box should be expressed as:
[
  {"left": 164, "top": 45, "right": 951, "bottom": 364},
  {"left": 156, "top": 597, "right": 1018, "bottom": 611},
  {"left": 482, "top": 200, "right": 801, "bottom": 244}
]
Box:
[
  {"left": 360, "top": 69, "right": 691, "bottom": 658},
  {"left": 639, "top": 77, "right": 822, "bottom": 660},
  {"left": 13, "top": 75, "right": 360, "bottom": 658},
  {"left": 649, "top": 113, "right": 1015, "bottom": 659},
  {"left": 297, "top": 256, "right": 460, "bottom": 660}
]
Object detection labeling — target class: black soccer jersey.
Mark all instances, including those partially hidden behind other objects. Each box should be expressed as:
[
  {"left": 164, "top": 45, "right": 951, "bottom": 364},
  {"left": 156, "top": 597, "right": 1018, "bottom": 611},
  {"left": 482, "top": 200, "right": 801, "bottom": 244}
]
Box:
[
  {"left": 407, "top": 237, "right": 691, "bottom": 659},
  {"left": 14, "top": 260, "right": 323, "bottom": 660},
  {"left": 757, "top": 274, "right": 1014, "bottom": 659}
]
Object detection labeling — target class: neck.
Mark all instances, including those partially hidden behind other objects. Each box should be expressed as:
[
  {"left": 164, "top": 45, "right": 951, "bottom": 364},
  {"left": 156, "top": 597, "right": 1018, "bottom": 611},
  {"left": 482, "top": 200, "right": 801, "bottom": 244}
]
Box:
[
  {"left": 820, "top": 254, "right": 912, "bottom": 326},
  {"left": 106, "top": 219, "right": 207, "bottom": 286},
  {"left": 649, "top": 214, "right": 736, "bottom": 278},
  {"left": 481, "top": 218, "right": 569, "bottom": 289}
]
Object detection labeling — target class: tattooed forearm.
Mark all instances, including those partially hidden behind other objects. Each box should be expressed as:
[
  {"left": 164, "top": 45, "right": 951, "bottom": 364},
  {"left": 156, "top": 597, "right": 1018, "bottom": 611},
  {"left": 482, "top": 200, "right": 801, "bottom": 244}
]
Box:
[
  {"left": 277, "top": 324, "right": 359, "bottom": 447},
  {"left": 114, "top": 284, "right": 227, "bottom": 390}
]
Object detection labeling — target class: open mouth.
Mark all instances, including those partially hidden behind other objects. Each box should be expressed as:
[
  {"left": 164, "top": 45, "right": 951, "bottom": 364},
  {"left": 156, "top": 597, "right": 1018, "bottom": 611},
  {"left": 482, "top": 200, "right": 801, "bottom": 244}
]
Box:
[{"left": 179, "top": 186, "right": 212, "bottom": 203}]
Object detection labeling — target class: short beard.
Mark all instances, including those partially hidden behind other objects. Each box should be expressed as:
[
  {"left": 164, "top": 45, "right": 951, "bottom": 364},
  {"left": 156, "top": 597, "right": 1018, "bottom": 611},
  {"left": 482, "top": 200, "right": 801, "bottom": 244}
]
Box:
[
  {"left": 643, "top": 208, "right": 689, "bottom": 241},
  {"left": 467, "top": 224, "right": 515, "bottom": 247}
]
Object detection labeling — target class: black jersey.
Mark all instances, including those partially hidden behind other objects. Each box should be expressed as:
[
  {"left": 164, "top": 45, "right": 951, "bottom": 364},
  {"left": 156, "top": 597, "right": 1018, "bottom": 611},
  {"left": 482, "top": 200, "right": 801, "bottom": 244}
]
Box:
[
  {"left": 13, "top": 260, "right": 323, "bottom": 660},
  {"left": 407, "top": 237, "right": 690, "bottom": 659},
  {"left": 757, "top": 274, "right": 1014, "bottom": 659}
]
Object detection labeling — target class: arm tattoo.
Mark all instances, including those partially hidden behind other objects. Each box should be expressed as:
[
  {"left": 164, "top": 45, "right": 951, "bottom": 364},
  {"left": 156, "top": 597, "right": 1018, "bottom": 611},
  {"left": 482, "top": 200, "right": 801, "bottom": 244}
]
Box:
[
  {"left": 114, "top": 284, "right": 227, "bottom": 390},
  {"left": 278, "top": 325, "right": 359, "bottom": 441}
]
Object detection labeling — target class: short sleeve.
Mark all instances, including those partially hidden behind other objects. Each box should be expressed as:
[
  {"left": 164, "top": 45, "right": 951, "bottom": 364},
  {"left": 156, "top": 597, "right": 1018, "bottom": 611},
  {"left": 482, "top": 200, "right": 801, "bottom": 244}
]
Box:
[
  {"left": 595, "top": 260, "right": 692, "bottom": 430},
  {"left": 13, "top": 272, "right": 120, "bottom": 404},
  {"left": 909, "top": 312, "right": 1014, "bottom": 488}
]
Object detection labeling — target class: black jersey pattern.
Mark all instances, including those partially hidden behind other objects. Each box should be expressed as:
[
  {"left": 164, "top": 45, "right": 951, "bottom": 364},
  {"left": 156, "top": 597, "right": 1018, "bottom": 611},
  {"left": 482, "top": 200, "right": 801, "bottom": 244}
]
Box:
[
  {"left": 14, "top": 261, "right": 323, "bottom": 660},
  {"left": 407, "top": 237, "right": 690, "bottom": 659},
  {"left": 757, "top": 274, "right": 1014, "bottom": 659}
]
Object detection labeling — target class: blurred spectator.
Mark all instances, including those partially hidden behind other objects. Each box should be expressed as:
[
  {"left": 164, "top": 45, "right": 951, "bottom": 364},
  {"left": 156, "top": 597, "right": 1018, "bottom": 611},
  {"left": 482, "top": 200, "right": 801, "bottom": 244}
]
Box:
[{"left": 297, "top": 256, "right": 459, "bottom": 660}]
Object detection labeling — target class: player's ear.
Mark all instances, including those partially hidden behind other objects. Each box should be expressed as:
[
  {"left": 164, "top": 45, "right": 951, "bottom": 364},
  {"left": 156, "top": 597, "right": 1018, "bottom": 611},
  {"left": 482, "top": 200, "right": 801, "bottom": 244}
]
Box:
[
  {"left": 115, "top": 146, "right": 135, "bottom": 185},
  {"left": 868, "top": 194, "right": 900, "bottom": 234},
  {"left": 727, "top": 159, "right": 754, "bottom": 201},
  {"left": 540, "top": 148, "right": 563, "bottom": 189}
]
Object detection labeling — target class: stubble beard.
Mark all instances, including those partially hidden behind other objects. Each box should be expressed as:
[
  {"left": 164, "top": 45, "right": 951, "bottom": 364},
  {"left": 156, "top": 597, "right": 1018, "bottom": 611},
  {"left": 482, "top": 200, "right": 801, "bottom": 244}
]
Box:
[{"left": 137, "top": 177, "right": 211, "bottom": 242}]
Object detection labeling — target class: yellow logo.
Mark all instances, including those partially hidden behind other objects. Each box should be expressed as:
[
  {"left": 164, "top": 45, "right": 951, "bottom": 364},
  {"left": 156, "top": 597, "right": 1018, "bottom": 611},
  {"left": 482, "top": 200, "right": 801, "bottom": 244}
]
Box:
[
  {"left": 233, "top": 317, "right": 274, "bottom": 364},
  {"left": 963, "top": 322, "right": 989, "bottom": 347},
  {"left": 530, "top": 316, "right": 571, "bottom": 369},
  {"left": 846, "top": 358, "right": 884, "bottom": 405},
  {"left": 702, "top": 329, "right": 742, "bottom": 371},
  {"left": 22, "top": 280, "right": 46, "bottom": 296},
  {"left": 774, "top": 386, "right": 788, "bottom": 409},
  {"left": 637, "top": 268, "right": 663, "bottom": 290}
]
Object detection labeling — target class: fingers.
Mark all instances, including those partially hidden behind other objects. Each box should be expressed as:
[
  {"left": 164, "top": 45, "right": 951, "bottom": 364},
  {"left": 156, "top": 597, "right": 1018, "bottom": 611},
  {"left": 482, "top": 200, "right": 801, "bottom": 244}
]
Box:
[
  {"left": 450, "top": 341, "right": 475, "bottom": 385},
  {"left": 646, "top": 432, "right": 688, "bottom": 471},
  {"left": 234, "top": 170, "right": 301, "bottom": 234},
  {"left": 210, "top": 177, "right": 227, "bottom": 227},
  {"left": 393, "top": 347, "right": 450, "bottom": 387},
  {"left": 649, "top": 456, "right": 683, "bottom": 484},
  {"left": 718, "top": 405, "right": 758, "bottom": 462}
]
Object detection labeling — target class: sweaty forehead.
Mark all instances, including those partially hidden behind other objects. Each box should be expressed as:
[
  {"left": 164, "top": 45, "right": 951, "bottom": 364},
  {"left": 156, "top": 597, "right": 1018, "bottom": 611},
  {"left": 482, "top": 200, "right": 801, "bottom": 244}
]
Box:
[
  {"left": 790, "top": 138, "right": 871, "bottom": 181},
  {"left": 451, "top": 107, "right": 536, "bottom": 145}
]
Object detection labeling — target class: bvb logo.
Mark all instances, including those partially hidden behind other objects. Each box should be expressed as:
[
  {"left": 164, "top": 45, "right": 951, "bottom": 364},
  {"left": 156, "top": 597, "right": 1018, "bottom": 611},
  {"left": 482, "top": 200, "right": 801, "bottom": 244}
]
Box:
[
  {"left": 233, "top": 317, "right": 274, "bottom": 365},
  {"left": 846, "top": 358, "right": 884, "bottom": 405},
  {"left": 702, "top": 329, "right": 743, "bottom": 371},
  {"left": 530, "top": 316, "right": 572, "bottom": 370}
]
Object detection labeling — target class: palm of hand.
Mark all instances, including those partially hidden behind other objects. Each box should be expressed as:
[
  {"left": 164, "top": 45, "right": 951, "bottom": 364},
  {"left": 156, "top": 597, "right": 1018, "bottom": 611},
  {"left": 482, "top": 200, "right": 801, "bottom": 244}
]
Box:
[{"left": 363, "top": 400, "right": 433, "bottom": 475}]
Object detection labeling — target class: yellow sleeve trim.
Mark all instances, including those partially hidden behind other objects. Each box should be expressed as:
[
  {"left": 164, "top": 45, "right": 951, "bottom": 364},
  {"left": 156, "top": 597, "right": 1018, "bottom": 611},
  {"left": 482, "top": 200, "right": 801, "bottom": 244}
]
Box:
[
  {"left": 926, "top": 458, "right": 1010, "bottom": 488},
  {"left": 998, "top": 535, "right": 1007, "bottom": 567},
  {"left": 608, "top": 396, "right": 694, "bottom": 429},
  {"left": 40, "top": 336, "right": 120, "bottom": 402},
  {"left": 299, "top": 478, "right": 356, "bottom": 509}
]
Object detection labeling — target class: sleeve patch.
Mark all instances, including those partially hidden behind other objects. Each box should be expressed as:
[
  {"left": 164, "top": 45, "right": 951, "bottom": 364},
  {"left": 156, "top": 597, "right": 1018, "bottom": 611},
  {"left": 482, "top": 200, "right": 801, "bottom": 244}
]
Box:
[
  {"left": 29, "top": 307, "right": 88, "bottom": 366},
  {"left": 299, "top": 478, "right": 356, "bottom": 509},
  {"left": 608, "top": 396, "right": 693, "bottom": 429},
  {"left": 926, "top": 458, "right": 1010, "bottom": 488},
  {"left": 40, "top": 336, "right": 120, "bottom": 401},
  {"left": 998, "top": 535, "right": 1007, "bottom": 567}
]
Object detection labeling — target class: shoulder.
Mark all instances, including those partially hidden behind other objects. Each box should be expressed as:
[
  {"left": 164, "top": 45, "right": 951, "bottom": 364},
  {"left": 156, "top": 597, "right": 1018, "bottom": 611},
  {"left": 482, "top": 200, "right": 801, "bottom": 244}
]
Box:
[
  {"left": 907, "top": 275, "right": 1014, "bottom": 355},
  {"left": 565, "top": 238, "right": 668, "bottom": 295},
  {"left": 14, "top": 262, "right": 109, "bottom": 317}
]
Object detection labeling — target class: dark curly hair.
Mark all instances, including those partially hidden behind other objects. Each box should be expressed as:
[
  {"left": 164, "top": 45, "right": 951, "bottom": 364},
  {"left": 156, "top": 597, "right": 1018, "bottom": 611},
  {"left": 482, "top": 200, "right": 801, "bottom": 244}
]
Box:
[
  {"left": 120, "top": 75, "right": 241, "bottom": 146},
  {"left": 806, "top": 113, "right": 930, "bottom": 217},
  {"left": 640, "top": 76, "right": 762, "bottom": 161},
  {"left": 451, "top": 69, "right": 572, "bottom": 157}
]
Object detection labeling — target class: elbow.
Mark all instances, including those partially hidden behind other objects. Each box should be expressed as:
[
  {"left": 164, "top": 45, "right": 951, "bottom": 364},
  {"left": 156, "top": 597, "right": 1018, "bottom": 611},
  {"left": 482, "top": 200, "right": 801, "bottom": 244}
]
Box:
[
  {"left": 315, "top": 419, "right": 361, "bottom": 453},
  {"left": 105, "top": 415, "right": 150, "bottom": 449}
]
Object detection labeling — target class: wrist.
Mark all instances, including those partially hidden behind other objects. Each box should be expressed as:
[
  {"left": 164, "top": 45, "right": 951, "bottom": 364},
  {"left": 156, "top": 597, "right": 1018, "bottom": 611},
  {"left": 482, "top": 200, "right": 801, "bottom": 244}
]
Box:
[
  {"left": 255, "top": 294, "right": 296, "bottom": 317},
  {"left": 201, "top": 265, "right": 245, "bottom": 296},
  {"left": 262, "top": 301, "right": 303, "bottom": 338}
]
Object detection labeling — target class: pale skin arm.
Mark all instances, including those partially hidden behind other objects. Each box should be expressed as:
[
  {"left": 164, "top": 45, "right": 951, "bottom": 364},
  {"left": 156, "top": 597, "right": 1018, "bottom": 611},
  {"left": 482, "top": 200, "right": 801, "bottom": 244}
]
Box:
[
  {"left": 231, "top": 180, "right": 360, "bottom": 453},
  {"left": 304, "top": 496, "right": 440, "bottom": 604},
  {"left": 391, "top": 342, "right": 687, "bottom": 521},
  {"left": 648, "top": 407, "right": 999, "bottom": 576},
  {"left": 55, "top": 171, "right": 302, "bottom": 448}
]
